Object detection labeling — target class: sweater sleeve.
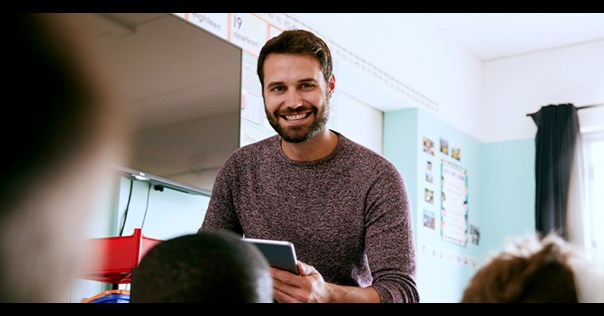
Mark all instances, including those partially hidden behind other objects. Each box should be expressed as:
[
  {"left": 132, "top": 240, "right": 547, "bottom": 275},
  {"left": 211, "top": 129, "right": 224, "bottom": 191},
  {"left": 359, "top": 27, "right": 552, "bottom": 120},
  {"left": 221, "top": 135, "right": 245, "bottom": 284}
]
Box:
[
  {"left": 198, "top": 153, "right": 243, "bottom": 236},
  {"left": 364, "top": 164, "right": 420, "bottom": 303}
]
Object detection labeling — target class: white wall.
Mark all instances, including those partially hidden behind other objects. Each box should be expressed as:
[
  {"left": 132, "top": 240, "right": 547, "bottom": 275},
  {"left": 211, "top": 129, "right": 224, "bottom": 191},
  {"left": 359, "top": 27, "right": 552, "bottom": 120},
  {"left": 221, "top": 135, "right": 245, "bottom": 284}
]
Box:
[
  {"left": 332, "top": 91, "right": 383, "bottom": 154},
  {"left": 291, "top": 13, "right": 485, "bottom": 143},
  {"left": 483, "top": 39, "right": 604, "bottom": 142}
]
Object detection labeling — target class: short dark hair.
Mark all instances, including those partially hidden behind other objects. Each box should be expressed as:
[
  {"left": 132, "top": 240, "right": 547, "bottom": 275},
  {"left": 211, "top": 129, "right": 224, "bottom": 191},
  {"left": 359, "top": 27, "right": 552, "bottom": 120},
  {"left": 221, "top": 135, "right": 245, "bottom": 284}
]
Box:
[
  {"left": 257, "top": 29, "right": 332, "bottom": 91},
  {"left": 131, "top": 231, "right": 273, "bottom": 303}
]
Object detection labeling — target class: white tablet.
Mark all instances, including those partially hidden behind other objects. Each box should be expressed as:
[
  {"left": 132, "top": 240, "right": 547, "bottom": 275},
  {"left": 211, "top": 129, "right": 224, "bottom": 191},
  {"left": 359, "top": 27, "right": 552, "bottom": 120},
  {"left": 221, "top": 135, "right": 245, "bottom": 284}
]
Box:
[{"left": 242, "top": 238, "right": 299, "bottom": 275}]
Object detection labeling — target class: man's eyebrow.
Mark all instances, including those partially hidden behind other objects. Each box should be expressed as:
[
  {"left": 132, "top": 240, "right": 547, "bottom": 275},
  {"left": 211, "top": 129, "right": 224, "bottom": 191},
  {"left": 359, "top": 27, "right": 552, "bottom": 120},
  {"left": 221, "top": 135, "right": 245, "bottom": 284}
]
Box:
[
  {"left": 266, "top": 81, "right": 284, "bottom": 89},
  {"left": 266, "top": 78, "right": 317, "bottom": 89},
  {"left": 298, "top": 78, "right": 318, "bottom": 84}
]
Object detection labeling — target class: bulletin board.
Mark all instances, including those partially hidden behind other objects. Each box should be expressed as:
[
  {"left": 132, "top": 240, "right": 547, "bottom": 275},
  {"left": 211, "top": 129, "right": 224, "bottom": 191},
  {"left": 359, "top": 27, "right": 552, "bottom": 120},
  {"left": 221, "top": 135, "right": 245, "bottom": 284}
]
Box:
[{"left": 440, "top": 160, "right": 468, "bottom": 246}]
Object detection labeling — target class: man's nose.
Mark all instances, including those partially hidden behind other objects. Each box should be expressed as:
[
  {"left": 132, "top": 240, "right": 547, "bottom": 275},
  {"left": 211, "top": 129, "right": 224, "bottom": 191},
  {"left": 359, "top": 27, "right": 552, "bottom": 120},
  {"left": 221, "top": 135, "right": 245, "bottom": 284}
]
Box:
[{"left": 285, "top": 90, "right": 303, "bottom": 109}]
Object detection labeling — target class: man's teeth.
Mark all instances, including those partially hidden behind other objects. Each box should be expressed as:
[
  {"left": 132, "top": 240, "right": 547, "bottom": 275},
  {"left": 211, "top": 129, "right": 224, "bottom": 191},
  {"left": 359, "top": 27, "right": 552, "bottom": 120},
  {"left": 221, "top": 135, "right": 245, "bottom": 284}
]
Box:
[{"left": 286, "top": 113, "right": 306, "bottom": 120}]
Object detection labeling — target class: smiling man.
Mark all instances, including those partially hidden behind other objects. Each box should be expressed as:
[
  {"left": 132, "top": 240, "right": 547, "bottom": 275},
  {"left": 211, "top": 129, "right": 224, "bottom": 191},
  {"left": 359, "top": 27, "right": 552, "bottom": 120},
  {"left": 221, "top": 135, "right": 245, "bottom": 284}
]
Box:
[{"left": 200, "top": 29, "right": 419, "bottom": 303}]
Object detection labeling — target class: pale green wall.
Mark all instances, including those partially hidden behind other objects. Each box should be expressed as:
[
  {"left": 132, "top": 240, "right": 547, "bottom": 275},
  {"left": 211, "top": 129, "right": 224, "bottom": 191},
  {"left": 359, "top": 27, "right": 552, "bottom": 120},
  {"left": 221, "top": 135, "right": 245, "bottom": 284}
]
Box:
[
  {"left": 114, "top": 177, "right": 210, "bottom": 241},
  {"left": 478, "top": 139, "right": 536, "bottom": 253},
  {"left": 384, "top": 108, "right": 536, "bottom": 302},
  {"left": 383, "top": 109, "right": 418, "bottom": 232}
]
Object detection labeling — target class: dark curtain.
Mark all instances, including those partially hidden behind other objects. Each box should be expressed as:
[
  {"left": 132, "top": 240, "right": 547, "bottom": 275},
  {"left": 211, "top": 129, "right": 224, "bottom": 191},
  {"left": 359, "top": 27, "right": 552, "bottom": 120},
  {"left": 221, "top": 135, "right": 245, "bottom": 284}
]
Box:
[{"left": 530, "top": 103, "right": 581, "bottom": 240}]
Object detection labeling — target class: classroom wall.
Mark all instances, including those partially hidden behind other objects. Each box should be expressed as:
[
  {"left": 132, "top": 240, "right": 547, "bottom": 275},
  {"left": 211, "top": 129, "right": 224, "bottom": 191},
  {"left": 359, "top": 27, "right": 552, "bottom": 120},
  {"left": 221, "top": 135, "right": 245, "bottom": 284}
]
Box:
[
  {"left": 384, "top": 108, "right": 536, "bottom": 302},
  {"left": 378, "top": 38, "right": 601, "bottom": 303},
  {"left": 379, "top": 35, "right": 601, "bottom": 303},
  {"left": 333, "top": 92, "right": 383, "bottom": 154},
  {"left": 478, "top": 139, "right": 535, "bottom": 253},
  {"left": 385, "top": 108, "right": 482, "bottom": 302}
]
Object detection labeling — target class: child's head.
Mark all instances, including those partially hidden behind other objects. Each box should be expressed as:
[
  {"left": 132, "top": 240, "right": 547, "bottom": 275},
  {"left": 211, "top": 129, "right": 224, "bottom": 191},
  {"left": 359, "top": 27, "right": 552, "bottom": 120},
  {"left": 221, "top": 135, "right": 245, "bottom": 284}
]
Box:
[
  {"left": 1, "top": 13, "right": 127, "bottom": 302},
  {"left": 131, "top": 231, "right": 273, "bottom": 303},
  {"left": 461, "top": 233, "right": 603, "bottom": 303}
]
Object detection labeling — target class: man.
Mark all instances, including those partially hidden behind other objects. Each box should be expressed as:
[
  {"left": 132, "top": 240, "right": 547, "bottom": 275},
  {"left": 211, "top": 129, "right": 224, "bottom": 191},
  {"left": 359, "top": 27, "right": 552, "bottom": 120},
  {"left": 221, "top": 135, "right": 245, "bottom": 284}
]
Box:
[{"left": 200, "top": 29, "right": 419, "bottom": 303}]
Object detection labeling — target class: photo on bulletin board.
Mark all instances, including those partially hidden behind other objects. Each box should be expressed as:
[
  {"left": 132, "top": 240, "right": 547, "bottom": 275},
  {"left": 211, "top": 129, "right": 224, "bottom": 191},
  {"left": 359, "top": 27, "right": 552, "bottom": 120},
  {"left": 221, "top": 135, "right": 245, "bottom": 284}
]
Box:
[
  {"left": 440, "top": 137, "right": 449, "bottom": 155},
  {"left": 426, "top": 171, "right": 433, "bottom": 184},
  {"left": 424, "top": 188, "right": 434, "bottom": 204},
  {"left": 423, "top": 210, "right": 435, "bottom": 229},
  {"left": 451, "top": 146, "right": 461, "bottom": 161},
  {"left": 426, "top": 160, "right": 432, "bottom": 171},
  {"left": 470, "top": 225, "right": 480, "bottom": 245},
  {"left": 423, "top": 137, "right": 435, "bottom": 156}
]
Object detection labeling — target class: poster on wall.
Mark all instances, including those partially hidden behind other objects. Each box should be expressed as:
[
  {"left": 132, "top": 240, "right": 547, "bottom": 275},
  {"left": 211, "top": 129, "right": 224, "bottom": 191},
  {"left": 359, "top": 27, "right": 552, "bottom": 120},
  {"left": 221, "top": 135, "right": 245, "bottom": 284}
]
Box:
[
  {"left": 440, "top": 137, "right": 449, "bottom": 155},
  {"left": 451, "top": 145, "right": 461, "bottom": 161},
  {"left": 470, "top": 224, "right": 480, "bottom": 245},
  {"left": 425, "top": 171, "right": 433, "bottom": 184},
  {"left": 440, "top": 159, "right": 469, "bottom": 247},
  {"left": 423, "top": 137, "right": 435, "bottom": 156},
  {"left": 424, "top": 188, "right": 434, "bottom": 204},
  {"left": 185, "top": 13, "right": 229, "bottom": 40},
  {"left": 423, "top": 210, "right": 435, "bottom": 229},
  {"left": 425, "top": 160, "right": 433, "bottom": 183}
]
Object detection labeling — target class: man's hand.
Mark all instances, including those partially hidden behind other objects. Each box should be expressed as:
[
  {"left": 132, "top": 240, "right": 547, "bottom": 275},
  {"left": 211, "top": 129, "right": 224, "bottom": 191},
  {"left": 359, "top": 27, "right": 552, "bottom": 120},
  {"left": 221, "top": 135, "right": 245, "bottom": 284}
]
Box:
[
  {"left": 272, "top": 261, "right": 331, "bottom": 303},
  {"left": 271, "top": 261, "right": 381, "bottom": 303}
]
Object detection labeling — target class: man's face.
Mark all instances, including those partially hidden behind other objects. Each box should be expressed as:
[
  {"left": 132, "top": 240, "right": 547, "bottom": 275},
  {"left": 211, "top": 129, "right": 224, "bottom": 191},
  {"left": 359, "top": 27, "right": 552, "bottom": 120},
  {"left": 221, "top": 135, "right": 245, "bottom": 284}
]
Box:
[{"left": 262, "top": 53, "right": 334, "bottom": 143}]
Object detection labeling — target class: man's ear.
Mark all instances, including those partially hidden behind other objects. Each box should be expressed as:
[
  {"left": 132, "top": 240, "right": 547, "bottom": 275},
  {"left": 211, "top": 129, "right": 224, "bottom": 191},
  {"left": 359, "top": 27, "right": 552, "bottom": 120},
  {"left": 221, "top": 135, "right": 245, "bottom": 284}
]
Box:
[{"left": 328, "top": 74, "right": 336, "bottom": 97}]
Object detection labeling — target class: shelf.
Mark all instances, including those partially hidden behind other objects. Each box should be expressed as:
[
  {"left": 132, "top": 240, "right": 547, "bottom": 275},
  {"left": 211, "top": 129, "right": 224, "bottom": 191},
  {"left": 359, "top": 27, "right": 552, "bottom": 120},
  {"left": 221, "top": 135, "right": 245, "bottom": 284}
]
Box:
[{"left": 80, "top": 228, "right": 162, "bottom": 284}]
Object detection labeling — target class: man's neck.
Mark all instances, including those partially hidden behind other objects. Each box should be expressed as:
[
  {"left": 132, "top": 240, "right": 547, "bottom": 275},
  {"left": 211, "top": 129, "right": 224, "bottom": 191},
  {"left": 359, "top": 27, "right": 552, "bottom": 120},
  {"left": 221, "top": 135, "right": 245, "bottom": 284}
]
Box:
[{"left": 281, "top": 129, "right": 339, "bottom": 161}]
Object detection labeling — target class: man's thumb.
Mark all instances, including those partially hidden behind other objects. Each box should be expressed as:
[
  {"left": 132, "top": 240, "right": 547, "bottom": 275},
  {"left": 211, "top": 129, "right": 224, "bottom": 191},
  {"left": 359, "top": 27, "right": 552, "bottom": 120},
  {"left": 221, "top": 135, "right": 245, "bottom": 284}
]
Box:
[{"left": 298, "top": 261, "right": 313, "bottom": 275}]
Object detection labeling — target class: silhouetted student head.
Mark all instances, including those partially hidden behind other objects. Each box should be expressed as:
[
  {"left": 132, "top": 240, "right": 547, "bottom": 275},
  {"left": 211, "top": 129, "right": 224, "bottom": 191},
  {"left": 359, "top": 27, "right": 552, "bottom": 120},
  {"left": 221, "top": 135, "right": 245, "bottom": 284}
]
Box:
[
  {"left": 0, "top": 13, "right": 127, "bottom": 302},
  {"left": 131, "top": 231, "right": 273, "bottom": 303},
  {"left": 461, "top": 233, "right": 604, "bottom": 303}
]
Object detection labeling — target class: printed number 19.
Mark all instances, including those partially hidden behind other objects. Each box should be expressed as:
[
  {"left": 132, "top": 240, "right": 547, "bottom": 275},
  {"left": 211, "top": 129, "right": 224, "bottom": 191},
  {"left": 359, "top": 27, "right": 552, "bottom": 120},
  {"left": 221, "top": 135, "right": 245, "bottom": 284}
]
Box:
[{"left": 233, "top": 15, "right": 243, "bottom": 30}]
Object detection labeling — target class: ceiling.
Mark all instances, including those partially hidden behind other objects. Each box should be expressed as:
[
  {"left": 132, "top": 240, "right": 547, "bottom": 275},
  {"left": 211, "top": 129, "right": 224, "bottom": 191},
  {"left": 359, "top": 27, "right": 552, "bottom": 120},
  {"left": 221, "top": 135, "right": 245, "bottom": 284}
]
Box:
[
  {"left": 426, "top": 13, "right": 604, "bottom": 61},
  {"left": 290, "top": 13, "right": 604, "bottom": 62},
  {"left": 83, "top": 13, "right": 242, "bottom": 131}
]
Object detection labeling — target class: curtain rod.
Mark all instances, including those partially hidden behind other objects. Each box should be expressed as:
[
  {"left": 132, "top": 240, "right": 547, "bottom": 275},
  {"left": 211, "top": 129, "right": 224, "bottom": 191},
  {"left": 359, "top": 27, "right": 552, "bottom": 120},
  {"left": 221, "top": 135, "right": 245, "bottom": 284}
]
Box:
[{"left": 526, "top": 103, "right": 604, "bottom": 117}]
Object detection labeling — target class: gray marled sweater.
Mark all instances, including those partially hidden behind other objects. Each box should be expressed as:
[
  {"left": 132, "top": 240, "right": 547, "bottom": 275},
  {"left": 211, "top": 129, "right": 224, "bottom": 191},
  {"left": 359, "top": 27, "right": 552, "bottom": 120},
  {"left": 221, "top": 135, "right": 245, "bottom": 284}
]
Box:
[{"left": 200, "top": 131, "right": 419, "bottom": 303}]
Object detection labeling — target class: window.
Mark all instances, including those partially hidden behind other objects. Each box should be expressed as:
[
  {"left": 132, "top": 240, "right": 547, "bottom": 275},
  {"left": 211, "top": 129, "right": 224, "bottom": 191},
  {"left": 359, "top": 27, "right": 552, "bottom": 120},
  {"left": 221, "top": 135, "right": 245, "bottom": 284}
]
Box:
[{"left": 582, "top": 130, "right": 604, "bottom": 263}]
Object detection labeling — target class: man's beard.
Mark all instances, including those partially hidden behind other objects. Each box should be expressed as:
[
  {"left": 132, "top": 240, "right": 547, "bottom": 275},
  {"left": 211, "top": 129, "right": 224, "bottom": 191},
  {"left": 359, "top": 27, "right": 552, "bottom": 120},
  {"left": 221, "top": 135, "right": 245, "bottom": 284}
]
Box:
[{"left": 265, "top": 97, "right": 330, "bottom": 144}]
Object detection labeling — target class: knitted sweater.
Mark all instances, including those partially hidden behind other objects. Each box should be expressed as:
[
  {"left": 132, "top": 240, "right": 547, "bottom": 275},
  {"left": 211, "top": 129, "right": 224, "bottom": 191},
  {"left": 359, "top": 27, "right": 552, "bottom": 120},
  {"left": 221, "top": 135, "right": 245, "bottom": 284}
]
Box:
[{"left": 200, "top": 131, "right": 419, "bottom": 303}]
